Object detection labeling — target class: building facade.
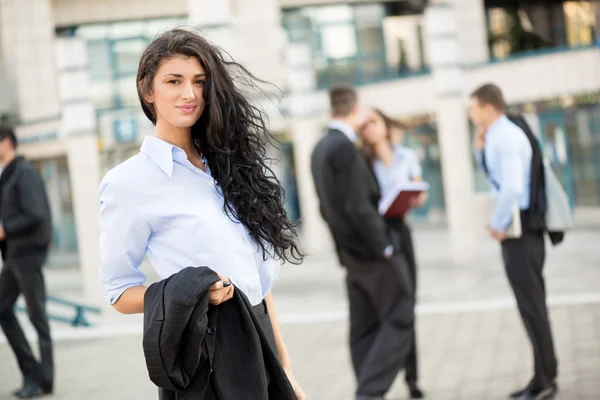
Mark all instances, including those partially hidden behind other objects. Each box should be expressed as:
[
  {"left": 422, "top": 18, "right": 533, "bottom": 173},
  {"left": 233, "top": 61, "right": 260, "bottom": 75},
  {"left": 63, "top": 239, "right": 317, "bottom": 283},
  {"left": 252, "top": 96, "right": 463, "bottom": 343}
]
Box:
[{"left": 0, "top": 0, "right": 599, "bottom": 301}]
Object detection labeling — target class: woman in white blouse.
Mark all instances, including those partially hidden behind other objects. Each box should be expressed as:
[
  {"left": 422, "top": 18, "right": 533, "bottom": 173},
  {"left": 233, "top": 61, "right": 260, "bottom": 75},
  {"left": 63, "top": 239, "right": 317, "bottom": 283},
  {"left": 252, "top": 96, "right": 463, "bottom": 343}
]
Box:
[
  {"left": 98, "top": 28, "right": 305, "bottom": 399},
  {"left": 360, "top": 108, "right": 427, "bottom": 399}
]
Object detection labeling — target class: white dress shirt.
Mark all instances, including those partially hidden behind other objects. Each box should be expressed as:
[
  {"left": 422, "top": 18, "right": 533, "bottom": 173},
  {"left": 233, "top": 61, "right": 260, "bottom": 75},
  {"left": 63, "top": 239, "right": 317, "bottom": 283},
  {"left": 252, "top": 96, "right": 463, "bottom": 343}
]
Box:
[{"left": 98, "top": 136, "right": 279, "bottom": 306}]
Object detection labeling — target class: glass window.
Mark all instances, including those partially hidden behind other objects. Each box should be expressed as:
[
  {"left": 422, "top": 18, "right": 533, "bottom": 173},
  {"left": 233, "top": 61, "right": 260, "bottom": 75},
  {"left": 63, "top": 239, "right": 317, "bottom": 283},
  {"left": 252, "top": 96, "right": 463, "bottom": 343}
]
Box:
[
  {"left": 316, "top": 58, "right": 359, "bottom": 87},
  {"left": 87, "top": 40, "right": 112, "bottom": 81},
  {"left": 564, "top": 1, "right": 595, "bottom": 47},
  {"left": 282, "top": 3, "right": 389, "bottom": 88},
  {"left": 116, "top": 76, "right": 138, "bottom": 108},
  {"left": 112, "top": 39, "right": 147, "bottom": 76},
  {"left": 283, "top": 13, "right": 313, "bottom": 43},
  {"left": 144, "top": 18, "right": 187, "bottom": 38},
  {"left": 361, "top": 56, "right": 386, "bottom": 82},
  {"left": 354, "top": 4, "right": 384, "bottom": 28},
  {"left": 109, "top": 21, "right": 144, "bottom": 40},
  {"left": 358, "top": 26, "right": 384, "bottom": 56},
  {"left": 321, "top": 24, "right": 357, "bottom": 59},
  {"left": 310, "top": 5, "right": 353, "bottom": 24},
  {"left": 76, "top": 24, "right": 108, "bottom": 40}
]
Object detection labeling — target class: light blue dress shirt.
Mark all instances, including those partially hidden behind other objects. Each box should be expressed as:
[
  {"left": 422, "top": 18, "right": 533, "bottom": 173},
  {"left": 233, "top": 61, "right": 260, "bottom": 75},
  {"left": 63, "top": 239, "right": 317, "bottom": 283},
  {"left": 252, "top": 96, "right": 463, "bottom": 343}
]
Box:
[
  {"left": 476, "top": 115, "right": 532, "bottom": 232},
  {"left": 373, "top": 146, "right": 423, "bottom": 201},
  {"left": 328, "top": 120, "right": 357, "bottom": 143},
  {"left": 98, "top": 136, "right": 279, "bottom": 306}
]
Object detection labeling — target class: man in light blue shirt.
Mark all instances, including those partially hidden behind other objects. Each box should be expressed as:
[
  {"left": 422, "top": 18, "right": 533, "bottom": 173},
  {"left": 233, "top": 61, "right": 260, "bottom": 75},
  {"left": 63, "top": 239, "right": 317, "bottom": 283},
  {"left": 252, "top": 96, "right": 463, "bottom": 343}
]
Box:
[{"left": 469, "top": 84, "right": 558, "bottom": 400}]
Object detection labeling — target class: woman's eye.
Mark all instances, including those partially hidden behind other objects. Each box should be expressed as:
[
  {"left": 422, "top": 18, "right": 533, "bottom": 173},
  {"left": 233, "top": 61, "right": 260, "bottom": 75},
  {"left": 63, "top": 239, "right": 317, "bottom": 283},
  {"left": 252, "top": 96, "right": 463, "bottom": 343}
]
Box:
[
  {"left": 168, "top": 80, "right": 180, "bottom": 84},
  {"left": 196, "top": 80, "right": 205, "bottom": 86}
]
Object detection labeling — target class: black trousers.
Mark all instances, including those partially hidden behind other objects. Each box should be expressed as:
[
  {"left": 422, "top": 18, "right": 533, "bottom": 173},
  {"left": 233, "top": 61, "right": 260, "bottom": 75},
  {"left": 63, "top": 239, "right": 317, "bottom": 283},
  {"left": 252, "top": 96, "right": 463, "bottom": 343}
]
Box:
[
  {"left": 388, "top": 219, "right": 419, "bottom": 383},
  {"left": 341, "top": 250, "right": 415, "bottom": 397},
  {"left": 501, "top": 232, "right": 558, "bottom": 390},
  {"left": 158, "top": 300, "right": 276, "bottom": 400},
  {"left": 0, "top": 263, "right": 54, "bottom": 386}
]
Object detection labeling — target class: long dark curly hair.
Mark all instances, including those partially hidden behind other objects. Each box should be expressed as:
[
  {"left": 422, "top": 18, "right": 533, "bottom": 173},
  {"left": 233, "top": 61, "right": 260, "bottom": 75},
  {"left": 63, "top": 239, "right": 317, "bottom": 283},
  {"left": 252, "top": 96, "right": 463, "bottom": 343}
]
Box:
[{"left": 136, "top": 27, "right": 304, "bottom": 264}]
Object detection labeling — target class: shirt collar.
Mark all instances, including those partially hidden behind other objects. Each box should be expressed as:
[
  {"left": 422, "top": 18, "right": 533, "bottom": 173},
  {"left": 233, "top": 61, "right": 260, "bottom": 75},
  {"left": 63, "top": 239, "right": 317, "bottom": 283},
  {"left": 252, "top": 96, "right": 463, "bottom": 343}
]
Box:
[
  {"left": 328, "top": 120, "right": 357, "bottom": 143},
  {"left": 486, "top": 115, "right": 508, "bottom": 138},
  {"left": 140, "top": 136, "right": 177, "bottom": 177}
]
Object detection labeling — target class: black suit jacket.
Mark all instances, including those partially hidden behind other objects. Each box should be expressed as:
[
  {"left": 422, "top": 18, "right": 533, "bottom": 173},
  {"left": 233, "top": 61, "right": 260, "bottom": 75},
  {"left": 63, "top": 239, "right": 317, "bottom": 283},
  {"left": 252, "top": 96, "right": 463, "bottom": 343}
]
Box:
[
  {"left": 311, "top": 128, "right": 393, "bottom": 262},
  {"left": 143, "top": 267, "right": 296, "bottom": 400},
  {"left": 0, "top": 156, "right": 52, "bottom": 266},
  {"left": 508, "top": 114, "right": 564, "bottom": 245}
]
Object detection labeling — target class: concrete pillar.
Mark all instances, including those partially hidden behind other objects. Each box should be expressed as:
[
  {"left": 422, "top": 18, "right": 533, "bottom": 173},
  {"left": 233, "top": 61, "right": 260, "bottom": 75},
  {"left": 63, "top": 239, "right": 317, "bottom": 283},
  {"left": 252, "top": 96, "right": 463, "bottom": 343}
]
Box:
[
  {"left": 55, "top": 36, "right": 104, "bottom": 304},
  {"left": 65, "top": 135, "right": 103, "bottom": 304},
  {"left": 425, "top": 4, "right": 477, "bottom": 264},
  {"left": 0, "top": 0, "right": 60, "bottom": 123},
  {"left": 290, "top": 118, "right": 335, "bottom": 255},
  {"left": 449, "top": 0, "right": 490, "bottom": 65}
]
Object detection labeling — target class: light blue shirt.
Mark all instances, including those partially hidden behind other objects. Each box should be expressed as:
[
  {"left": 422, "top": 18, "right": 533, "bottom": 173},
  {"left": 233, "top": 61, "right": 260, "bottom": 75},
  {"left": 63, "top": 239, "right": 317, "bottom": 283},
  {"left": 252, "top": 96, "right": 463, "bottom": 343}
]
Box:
[
  {"left": 328, "top": 120, "right": 357, "bottom": 143},
  {"left": 373, "top": 146, "right": 423, "bottom": 200},
  {"left": 476, "top": 115, "right": 532, "bottom": 232},
  {"left": 98, "top": 136, "right": 279, "bottom": 306}
]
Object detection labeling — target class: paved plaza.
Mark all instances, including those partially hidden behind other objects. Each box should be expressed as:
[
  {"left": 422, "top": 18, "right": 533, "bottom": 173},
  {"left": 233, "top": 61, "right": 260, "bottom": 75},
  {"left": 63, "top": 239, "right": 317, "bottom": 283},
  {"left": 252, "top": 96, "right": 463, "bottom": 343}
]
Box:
[{"left": 1, "top": 226, "right": 599, "bottom": 399}]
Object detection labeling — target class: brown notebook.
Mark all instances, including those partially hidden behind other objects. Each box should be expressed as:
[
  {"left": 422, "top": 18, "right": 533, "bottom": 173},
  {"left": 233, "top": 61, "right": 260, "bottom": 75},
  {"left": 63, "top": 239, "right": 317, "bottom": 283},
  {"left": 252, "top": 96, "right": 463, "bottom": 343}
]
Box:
[{"left": 378, "top": 181, "right": 429, "bottom": 218}]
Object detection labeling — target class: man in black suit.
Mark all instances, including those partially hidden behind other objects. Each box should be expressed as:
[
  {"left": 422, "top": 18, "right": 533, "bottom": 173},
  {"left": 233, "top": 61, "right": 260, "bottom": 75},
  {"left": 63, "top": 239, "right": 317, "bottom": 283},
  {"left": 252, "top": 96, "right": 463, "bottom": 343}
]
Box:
[
  {"left": 311, "top": 84, "right": 414, "bottom": 400},
  {"left": 0, "top": 125, "right": 53, "bottom": 399}
]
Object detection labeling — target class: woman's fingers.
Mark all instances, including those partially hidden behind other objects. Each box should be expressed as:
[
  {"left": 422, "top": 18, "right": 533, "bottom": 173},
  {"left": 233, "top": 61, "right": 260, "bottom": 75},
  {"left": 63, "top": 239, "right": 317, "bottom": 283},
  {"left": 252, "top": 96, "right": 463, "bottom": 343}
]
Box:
[{"left": 209, "top": 278, "right": 234, "bottom": 305}]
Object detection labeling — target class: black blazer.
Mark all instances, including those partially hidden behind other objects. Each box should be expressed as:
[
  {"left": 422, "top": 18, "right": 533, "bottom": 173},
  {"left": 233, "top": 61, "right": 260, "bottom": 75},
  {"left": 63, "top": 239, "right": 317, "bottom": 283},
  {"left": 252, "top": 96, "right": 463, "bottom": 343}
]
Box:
[
  {"left": 143, "top": 267, "right": 296, "bottom": 400},
  {"left": 0, "top": 156, "right": 52, "bottom": 266},
  {"left": 311, "top": 128, "right": 393, "bottom": 261}
]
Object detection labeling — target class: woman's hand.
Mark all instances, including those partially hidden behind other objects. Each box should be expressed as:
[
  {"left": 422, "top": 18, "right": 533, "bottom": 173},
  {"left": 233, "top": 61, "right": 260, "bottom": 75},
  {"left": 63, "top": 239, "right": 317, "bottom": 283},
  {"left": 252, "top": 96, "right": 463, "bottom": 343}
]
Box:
[
  {"left": 209, "top": 274, "right": 234, "bottom": 305},
  {"left": 285, "top": 369, "right": 306, "bottom": 400},
  {"left": 409, "top": 192, "right": 428, "bottom": 208}
]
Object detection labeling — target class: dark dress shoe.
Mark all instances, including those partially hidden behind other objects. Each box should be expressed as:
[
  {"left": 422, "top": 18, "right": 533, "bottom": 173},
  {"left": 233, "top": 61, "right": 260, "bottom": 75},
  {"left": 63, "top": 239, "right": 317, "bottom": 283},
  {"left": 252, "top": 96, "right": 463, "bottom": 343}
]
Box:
[
  {"left": 510, "top": 382, "right": 558, "bottom": 400},
  {"left": 407, "top": 382, "right": 425, "bottom": 398},
  {"left": 14, "top": 381, "right": 48, "bottom": 399}
]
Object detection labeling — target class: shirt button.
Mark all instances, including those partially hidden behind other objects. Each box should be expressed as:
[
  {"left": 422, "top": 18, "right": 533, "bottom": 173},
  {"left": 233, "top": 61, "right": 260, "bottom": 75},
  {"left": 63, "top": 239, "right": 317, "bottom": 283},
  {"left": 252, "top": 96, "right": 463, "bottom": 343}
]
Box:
[{"left": 207, "top": 326, "right": 216, "bottom": 335}]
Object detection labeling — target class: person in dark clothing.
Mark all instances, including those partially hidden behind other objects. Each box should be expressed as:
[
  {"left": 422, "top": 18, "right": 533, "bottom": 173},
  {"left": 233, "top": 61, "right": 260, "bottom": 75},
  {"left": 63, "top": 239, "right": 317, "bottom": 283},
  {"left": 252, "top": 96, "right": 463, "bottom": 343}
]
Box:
[
  {"left": 311, "top": 84, "right": 415, "bottom": 400},
  {"left": 359, "top": 108, "right": 427, "bottom": 399},
  {"left": 469, "top": 84, "right": 558, "bottom": 400},
  {"left": 0, "top": 125, "right": 54, "bottom": 399}
]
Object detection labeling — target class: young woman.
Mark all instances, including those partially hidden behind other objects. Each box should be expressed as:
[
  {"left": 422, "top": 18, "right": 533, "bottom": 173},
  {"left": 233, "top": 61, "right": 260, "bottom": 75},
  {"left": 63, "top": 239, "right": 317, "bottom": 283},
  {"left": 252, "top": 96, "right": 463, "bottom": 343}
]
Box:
[
  {"left": 360, "top": 108, "right": 426, "bottom": 399},
  {"left": 98, "top": 28, "right": 305, "bottom": 399}
]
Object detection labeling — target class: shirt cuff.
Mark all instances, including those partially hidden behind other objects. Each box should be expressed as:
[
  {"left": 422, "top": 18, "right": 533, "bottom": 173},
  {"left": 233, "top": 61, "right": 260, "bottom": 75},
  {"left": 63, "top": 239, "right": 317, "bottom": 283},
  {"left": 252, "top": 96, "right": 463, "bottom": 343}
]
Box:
[
  {"left": 490, "top": 217, "right": 508, "bottom": 233},
  {"left": 383, "top": 245, "right": 394, "bottom": 258}
]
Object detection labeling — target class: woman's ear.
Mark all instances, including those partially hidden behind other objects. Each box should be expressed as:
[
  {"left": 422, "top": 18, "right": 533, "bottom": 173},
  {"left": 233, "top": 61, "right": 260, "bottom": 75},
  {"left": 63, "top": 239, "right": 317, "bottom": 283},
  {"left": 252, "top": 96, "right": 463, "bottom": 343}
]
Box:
[{"left": 144, "top": 92, "right": 154, "bottom": 104}]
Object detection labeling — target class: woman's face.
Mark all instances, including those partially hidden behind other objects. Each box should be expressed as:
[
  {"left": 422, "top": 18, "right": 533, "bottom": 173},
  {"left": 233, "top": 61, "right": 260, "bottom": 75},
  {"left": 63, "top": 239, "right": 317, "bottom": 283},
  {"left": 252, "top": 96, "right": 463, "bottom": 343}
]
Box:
[
  {"left": 145, "top": 55, "right": 207, "bottom": 129},
  {"left": 360, "top": 111, "right": 388, "bottom": 146}
]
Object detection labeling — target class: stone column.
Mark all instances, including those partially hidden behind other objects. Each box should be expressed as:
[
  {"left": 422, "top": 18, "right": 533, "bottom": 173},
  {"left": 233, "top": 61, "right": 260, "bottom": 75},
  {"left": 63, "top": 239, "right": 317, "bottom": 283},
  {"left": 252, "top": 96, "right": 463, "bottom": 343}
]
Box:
[
  {"left": 450, "top": 0, "right": 490, "bottom": 65},
  {"left": 425, "top": 4, "right": 477, "bottom": 264},
  {"left": 56, "top": 36, "right": 104, "bottom": 304},
  {"left": 0, "top": 0, "right": 60, "bottom": 123},
  {"left": 290, "top": 117, "right": 334, "bottom": 255}
]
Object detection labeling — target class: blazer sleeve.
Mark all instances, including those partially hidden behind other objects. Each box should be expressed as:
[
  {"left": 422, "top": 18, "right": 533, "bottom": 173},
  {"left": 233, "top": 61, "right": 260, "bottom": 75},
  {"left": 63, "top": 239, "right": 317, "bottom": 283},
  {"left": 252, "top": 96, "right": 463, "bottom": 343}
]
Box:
[
  {"left": 143, "top": 268, "right": 220, "bottom": 393},
  {"left": 2, "top": 166, "right": 49, "bottom": 236},
  {"left": 331, "top": 141, "right": 391, "bottom": 258}
]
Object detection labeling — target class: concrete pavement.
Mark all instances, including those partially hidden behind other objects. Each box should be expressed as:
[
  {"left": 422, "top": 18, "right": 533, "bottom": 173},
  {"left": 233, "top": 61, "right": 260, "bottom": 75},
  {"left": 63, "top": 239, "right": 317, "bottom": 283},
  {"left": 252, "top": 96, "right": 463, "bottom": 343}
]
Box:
[
  {"left": 0, "top": 303, "right": 598, "bottom": 399},
  {"left": 1, "top": 226, "right": 599, "bottom": 399}
]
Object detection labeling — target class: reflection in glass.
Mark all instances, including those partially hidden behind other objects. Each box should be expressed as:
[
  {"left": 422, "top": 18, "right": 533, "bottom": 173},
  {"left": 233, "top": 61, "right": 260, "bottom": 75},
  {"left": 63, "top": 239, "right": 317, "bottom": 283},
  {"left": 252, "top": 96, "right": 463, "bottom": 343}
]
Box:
[{"left": 321, "top": 25, "right": 357, "bottom": 59}]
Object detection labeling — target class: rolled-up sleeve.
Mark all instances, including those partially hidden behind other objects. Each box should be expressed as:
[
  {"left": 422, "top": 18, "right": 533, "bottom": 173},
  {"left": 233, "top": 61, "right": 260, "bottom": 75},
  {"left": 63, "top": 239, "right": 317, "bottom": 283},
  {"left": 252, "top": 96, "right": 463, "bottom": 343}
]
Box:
[{"left": 98, "top": 174, "right": 151, "bottom": 304}]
